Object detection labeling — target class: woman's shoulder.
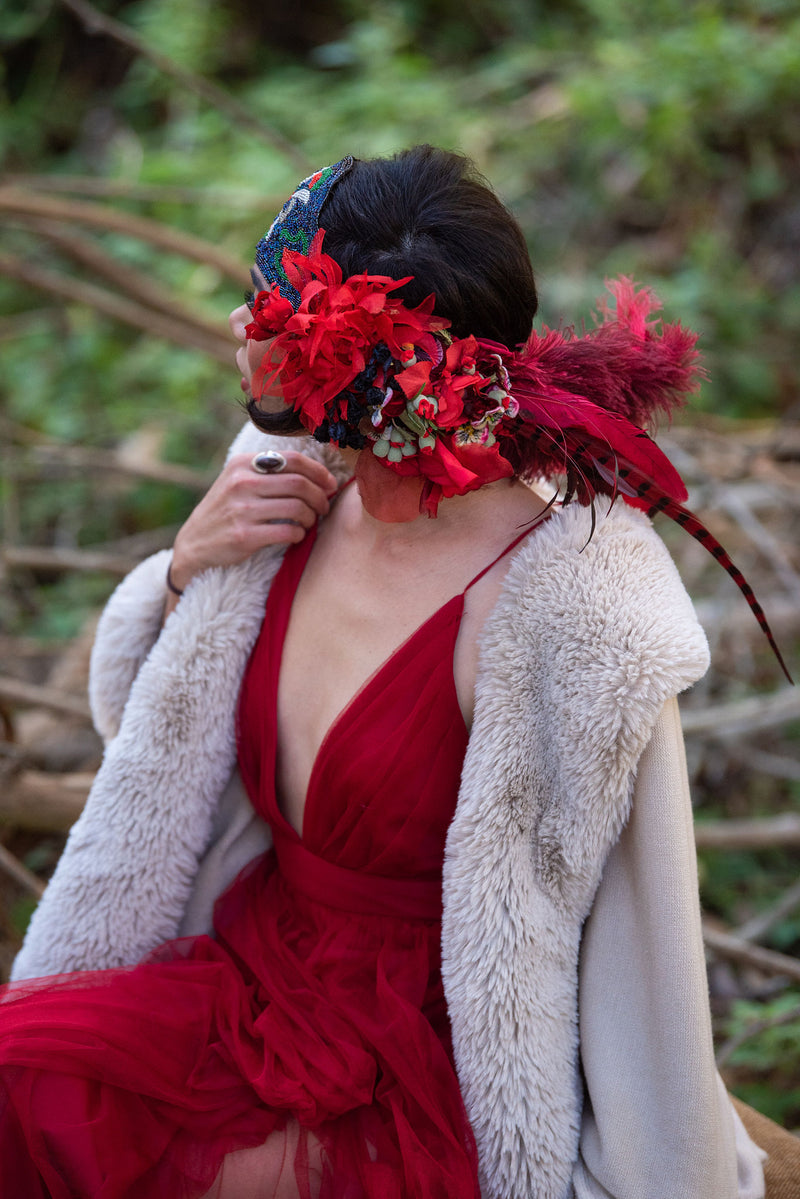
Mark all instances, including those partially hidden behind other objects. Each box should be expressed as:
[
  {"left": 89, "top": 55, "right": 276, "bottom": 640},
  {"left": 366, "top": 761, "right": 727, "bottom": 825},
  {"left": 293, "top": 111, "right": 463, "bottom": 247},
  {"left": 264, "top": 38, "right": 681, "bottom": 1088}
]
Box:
[{"left": 488, "top": 495, "right": 711, "bottom": 699}]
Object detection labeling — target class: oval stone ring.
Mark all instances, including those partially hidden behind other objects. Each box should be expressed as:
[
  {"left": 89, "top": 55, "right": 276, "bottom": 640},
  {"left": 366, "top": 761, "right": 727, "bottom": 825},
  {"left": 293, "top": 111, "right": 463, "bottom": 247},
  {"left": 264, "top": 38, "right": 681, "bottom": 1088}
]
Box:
[{"left": 251, "top": 451, "right": 287, "bottom": 475}]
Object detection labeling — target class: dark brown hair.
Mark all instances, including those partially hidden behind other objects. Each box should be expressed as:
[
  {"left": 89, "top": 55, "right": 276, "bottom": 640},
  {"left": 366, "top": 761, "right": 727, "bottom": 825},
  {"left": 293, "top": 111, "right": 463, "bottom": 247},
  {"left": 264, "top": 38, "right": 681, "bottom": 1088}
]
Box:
[{"left": 247, "top": 145, "right": 537, "bottom": 434}]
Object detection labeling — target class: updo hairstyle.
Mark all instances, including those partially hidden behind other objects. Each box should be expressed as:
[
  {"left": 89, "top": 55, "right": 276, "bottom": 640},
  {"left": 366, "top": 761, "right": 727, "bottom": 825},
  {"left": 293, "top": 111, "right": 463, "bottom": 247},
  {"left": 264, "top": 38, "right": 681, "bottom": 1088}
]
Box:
[{"left": 247, "top": 145, "right": 537, "bottom": 435}]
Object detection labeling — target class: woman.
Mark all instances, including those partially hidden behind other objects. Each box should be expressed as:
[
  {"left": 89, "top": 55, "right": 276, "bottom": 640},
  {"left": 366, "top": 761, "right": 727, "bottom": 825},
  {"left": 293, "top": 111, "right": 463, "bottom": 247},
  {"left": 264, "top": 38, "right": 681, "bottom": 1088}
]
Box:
[{"left": 1, "top": 147, "right": 769, "bottom": 1197}]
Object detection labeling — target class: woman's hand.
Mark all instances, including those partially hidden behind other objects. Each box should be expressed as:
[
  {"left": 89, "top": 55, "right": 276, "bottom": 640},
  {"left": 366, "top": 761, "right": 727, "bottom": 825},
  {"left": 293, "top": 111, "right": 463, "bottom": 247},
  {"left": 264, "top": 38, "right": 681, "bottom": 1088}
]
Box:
[{"left": 165, "top": 450, "right": 338, "bottom": 609}]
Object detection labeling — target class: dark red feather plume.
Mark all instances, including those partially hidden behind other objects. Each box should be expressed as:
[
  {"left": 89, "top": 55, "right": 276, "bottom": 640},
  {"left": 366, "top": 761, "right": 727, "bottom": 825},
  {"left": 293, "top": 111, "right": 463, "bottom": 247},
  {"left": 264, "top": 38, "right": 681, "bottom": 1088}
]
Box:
[
  {"left": 622, "top": 466, "right": 792, "bottom": 683},
  {"left": 491, "top": 279, "right": 792, "bottom": 682}
]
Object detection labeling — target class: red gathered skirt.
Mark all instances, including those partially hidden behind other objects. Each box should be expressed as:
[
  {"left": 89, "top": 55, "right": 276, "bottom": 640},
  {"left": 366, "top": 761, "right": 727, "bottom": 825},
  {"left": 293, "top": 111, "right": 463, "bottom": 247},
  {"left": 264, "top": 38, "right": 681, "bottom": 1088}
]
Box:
[{"left": 0, "top": 525, "right": 492, "bottom": 1197}]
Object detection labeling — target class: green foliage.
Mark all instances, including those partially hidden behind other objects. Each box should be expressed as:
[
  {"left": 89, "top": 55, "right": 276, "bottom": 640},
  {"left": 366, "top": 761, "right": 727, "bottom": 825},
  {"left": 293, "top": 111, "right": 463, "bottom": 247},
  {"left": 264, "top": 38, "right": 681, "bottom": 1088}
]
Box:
[
  {"left": 1, "top": 0, "right": 797, "bottom": 638},
  {"left": 9, "top": 896, "right": 37, "bottom": 939},
  {"left": 699, "top": 846, "right": 800, "bottom": 958},
  {"left": 1, "top": 0, "right": 798, "bottom": 1118},
  {"left": 724, "top": 992, "right": 800, "bottom": 1126}
]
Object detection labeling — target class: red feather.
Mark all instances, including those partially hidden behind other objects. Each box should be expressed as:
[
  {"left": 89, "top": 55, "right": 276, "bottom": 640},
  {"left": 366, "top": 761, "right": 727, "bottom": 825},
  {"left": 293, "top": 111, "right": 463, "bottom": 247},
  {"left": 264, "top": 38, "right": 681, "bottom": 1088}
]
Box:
[
  {"left": 481, "top": 283, "right": 791, "bottom": 681},
  {"left": 626, "top": 468, "right": 792, "bottom": 684},
  {"left": 506, "top": 386, "right": 689, "bottom": 506},
  {"left": 486, "top": 275, "right": 703, "bottom": 495}
]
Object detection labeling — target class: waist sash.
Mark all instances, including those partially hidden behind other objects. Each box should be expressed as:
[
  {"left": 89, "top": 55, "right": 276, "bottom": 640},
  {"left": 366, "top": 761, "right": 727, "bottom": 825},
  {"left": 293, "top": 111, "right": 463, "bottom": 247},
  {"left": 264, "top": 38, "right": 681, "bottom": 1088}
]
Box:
[{"left": 273, "top": 833, "right": 443, "bottom": 922}]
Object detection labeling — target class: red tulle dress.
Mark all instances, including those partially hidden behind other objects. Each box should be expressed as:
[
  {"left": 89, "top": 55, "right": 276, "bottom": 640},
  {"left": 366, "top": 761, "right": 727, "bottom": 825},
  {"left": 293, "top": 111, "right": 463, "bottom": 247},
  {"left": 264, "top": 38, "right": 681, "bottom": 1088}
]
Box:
[{"left": 0, "top": 521, "right": 534, "bottom": 1199}]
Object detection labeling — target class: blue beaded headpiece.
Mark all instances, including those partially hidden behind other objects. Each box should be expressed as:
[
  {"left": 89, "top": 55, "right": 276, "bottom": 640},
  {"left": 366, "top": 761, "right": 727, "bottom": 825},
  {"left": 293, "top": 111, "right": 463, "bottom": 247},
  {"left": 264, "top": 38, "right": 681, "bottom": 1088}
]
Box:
[{"left": 255, "top": 156, "right": 355, "bottom": 310}]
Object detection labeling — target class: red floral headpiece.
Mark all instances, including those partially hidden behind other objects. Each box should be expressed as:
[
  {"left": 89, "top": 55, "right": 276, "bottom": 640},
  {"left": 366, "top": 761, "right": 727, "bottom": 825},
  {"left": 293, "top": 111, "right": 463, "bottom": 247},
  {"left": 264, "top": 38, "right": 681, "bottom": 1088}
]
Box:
[{"left": 246, "top": 231, "right": 790, "bottom": 679}]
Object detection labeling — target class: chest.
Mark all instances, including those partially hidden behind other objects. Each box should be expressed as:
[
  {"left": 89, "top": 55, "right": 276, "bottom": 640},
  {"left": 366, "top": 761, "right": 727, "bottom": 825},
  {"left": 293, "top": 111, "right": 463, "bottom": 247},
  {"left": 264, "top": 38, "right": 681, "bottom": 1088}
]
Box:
[{"left": 273, "top": 532, "right": 504, "bottom": 836}]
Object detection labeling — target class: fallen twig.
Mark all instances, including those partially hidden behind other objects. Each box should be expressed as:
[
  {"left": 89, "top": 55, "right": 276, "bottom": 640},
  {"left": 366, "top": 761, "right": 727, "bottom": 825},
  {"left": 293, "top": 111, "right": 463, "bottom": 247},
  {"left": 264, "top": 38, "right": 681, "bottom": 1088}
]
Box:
[
  {"left": 0, "top": 677, "right": 92, "bottom": 721},
  {"left": 0, "top": 252, "right": 234, "bottom": 364},
  {"left": 703, "top": 923, "right": 800, "bottom": 985},
  {"left": 735, "top": 879, "right": 800, "bottom": 945},
  {"left": 718, "top": 487, "right": 800, "bottom": 602},
  {"left": 26, "top": 442, "right": 212, "bottom": 491},
  {"left": 0, "top": 771, "right": 93, "bottom": 832},
  {"left": 11, "top": 214, "right": 232, "bottom": 339},
  {"left": 716, "top": 1000, "right": 800, "bottom": 1068},
  {"left": 0, "top": 844, "right": 45, "bottom": 899},
  {"left": 692, "top": 595, "right": 799, "bottom": 657},
  {"left": 694, "top": 814, "right": 800, "bottom": 851},
  {"left": 0, "top": 187, "right": 246, "bottom": 283},
  {"left": 2, "top": 173, "right": 269, "bottom": 207},
  {"left": 2, "top": 546, "right": 140, "bottom": 577},
  {"left": 99, "top": 525, "right": 180, "bottom": 557},
  {"left": 680, "top": 688, "right": 800, "bottom": 739},
  {"left": 729, "top": 747, "right": 800, "bottom": 784}
]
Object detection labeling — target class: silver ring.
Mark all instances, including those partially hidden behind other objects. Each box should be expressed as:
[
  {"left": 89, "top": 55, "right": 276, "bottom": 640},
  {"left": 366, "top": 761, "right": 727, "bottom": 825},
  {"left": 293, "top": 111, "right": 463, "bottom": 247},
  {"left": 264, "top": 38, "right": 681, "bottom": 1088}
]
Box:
[{"left": 251, "top": 451, "right": 287, "bottom": 475}]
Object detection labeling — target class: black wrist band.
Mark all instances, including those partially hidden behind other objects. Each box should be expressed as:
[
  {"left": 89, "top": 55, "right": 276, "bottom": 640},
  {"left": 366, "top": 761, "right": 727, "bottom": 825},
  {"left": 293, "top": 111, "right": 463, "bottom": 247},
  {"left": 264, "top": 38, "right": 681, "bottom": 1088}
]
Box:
[{"left": 166, "top": 563, "right": 184, "bottom": 597}]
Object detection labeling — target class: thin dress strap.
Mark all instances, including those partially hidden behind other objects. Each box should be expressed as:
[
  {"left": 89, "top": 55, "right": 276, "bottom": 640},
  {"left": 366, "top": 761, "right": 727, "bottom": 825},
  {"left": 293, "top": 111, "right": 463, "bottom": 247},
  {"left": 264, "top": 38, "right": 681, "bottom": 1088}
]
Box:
[{"left": 463, "top": 516, "right": 550, "bottom": 594}]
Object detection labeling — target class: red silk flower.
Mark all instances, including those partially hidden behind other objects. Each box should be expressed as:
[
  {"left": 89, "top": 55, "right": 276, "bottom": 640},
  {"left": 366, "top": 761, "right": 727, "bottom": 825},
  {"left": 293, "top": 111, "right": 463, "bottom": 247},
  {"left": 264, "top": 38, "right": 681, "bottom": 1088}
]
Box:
[{"left": 246, "top": 230, "right": 447, "bottom": 430}]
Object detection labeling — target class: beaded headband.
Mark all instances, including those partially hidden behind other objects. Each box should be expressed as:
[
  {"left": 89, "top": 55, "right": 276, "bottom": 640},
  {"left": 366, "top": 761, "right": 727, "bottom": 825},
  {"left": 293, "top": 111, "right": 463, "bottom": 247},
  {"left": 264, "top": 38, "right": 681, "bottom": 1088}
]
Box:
[{"left": 255, "top": 157, "right": 354, "bottom": 308}]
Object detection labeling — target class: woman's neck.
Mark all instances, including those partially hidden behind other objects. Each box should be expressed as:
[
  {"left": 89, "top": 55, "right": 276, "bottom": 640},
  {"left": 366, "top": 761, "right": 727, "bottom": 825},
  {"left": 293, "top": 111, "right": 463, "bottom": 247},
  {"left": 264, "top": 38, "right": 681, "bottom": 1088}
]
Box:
[{"left": 335, "top": 446, "right": 550, "bottom": 553}]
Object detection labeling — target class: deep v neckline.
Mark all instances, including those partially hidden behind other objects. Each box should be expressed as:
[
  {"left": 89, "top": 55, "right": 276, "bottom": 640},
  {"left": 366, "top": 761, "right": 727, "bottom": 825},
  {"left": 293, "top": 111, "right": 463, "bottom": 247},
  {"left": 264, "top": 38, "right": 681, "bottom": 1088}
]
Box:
[
  {"left": 269, "top": 525, "right": 467, "bottom": 842},
  {"left": 267, "top": 509, "right": 550, "bottom": 843},
  {"left": 299, "top": 595, "right": 466, "bottom": 836}
]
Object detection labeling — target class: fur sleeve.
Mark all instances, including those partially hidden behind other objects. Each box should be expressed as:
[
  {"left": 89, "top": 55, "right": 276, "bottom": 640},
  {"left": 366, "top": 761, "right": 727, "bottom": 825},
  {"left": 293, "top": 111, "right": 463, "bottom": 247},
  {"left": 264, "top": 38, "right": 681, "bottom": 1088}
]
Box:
[
  {"left": 12, "top": 545, "right": 279, "bottom": 980},
  {"left": 88, "top": 426, "right": 348, "bottom": 743},
  {"left": 442, "top": 500, "right": 711, "bottom": 1199},
  {"left": 88, "top": 549, "right": 171, "bottom": 743},
  {"left": 14, "top": 426, "right": 348, "bottom": 980}
]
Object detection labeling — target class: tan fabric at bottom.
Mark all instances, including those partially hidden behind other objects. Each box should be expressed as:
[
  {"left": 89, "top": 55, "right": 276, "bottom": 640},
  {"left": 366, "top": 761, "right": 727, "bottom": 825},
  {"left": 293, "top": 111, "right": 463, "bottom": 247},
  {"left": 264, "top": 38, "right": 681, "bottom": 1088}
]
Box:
[
  {"left": 732, "top": 1098, "right": 800, "bottom": 1199},
  {"left": 576, "top": 699, "right": 743, "bottom": 1197}
]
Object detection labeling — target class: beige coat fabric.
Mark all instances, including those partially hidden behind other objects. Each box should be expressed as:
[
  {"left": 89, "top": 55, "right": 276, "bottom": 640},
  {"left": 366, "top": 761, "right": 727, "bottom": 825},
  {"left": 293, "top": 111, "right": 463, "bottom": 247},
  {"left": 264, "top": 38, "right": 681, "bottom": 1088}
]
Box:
[{"left": 11, "top": 426, "right": 765, "bottom": 1198}]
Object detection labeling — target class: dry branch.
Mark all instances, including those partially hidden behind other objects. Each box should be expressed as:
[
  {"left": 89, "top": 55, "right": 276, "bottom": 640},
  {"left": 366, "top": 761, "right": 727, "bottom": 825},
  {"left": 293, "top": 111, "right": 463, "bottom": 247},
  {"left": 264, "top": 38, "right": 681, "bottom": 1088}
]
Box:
[
  {"left": 736, "top": 880, "right": 800, "bottom": 945},
  {"left": 716, "top": 1001, "right": 800, "bottom": 1069},
  {"left": 100, "top": 526, "right": 180, "bottom": 557},
  {"left": 27, "top": 442, "right": 212, "bottom": 490},
  {"left": 2, "top": 546, "right": 139, "bottom": 577},
  {"left": 703, "top": 923, "right": 800, "bottom": 984},
  {"left": 0, "top": 308, "right": 64, "bottom": 342},
  {"left": 58, "top": 0, "right": 310, "bottom": 171},
  {"left": 0, "top": 187, "right": 246, "bottom": 283},
  {"left": 0, "top": 678, "right": 92, "bottom": 721},
  {"left": 2, "top": 173, "right": 268, "bottom": 207},
  {"left": 1, "top": 417, "right": 213, "bottom": 491},
  {"left": 0, "top": 844, "right": 45, "bottom": 899},
  {"left": 0, "top": 771, "right": 92, "bottom": 832},
  {"left": 730, "top": 747, "right": 800, "bottom": 784},
  {"left": 693, "top": 594, "right": 799, "bottom": 647},
  {"left": 0, "top": 741, "right": 28, "bottom": 766},
  {"left": 718, "top": 487, "right": 800, "bottom": 601},
  {"left": 12, "top": 214, "right": 231, "bottom": 340},
  {"left": 694, "top": 814, "right": 800, "bottom": 851},
  {"left": 0, "top": 252, "right": 234, "bottom": 364},
  {"left": 680, "top": 688, "right": 800, "bottom": 739}
]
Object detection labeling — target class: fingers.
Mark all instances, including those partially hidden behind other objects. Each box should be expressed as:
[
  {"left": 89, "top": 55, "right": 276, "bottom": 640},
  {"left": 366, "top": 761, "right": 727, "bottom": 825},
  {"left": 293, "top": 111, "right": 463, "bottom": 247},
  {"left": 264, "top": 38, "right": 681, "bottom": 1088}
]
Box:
[
  {"left": 168, "top": 450, "right": 342, "bottom": 590},
  {"left": 213, "top": 505, "right": 308, "bottom": 560},
  {"left": 254, "top": 496, "right": 321, "bottom": 529},
  {"left": 231, "top": 450, "right": 338, "bottom": 498},
  {"left": 226, "top": 453, "right": 337, "bottom": 520},
  {"left": 250, "top": 473, "right": 335, "bottom": 520}
]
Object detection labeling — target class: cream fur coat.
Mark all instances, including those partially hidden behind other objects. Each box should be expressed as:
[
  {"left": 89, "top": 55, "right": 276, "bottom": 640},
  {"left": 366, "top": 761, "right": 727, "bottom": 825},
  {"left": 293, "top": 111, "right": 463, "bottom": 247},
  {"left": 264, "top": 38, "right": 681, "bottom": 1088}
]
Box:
[{"left": 12, "top": 426, "right": 766, "bottom": 1199}]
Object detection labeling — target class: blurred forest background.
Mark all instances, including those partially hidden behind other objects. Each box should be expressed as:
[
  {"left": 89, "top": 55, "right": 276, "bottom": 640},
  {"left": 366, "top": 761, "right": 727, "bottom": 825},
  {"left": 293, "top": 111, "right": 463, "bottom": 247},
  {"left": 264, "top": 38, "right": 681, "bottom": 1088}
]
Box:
[{"left": 1, "top": 0, "right": 799, "bottom": 1127}]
